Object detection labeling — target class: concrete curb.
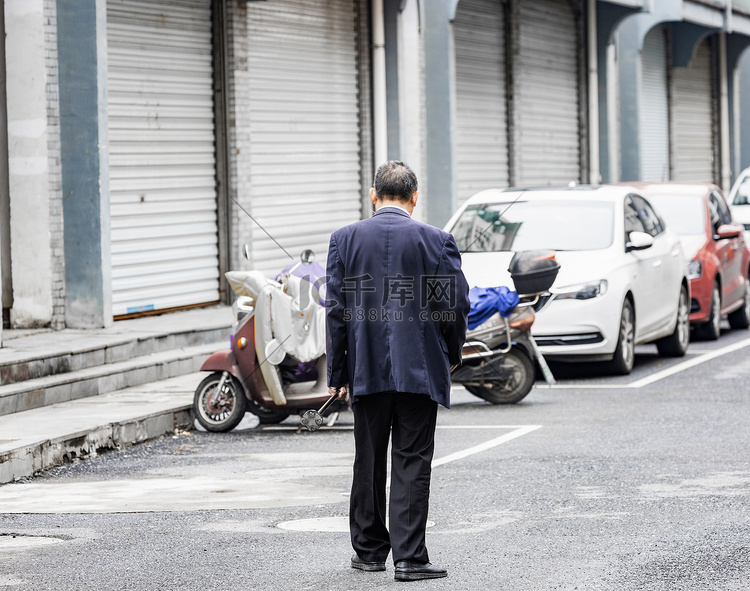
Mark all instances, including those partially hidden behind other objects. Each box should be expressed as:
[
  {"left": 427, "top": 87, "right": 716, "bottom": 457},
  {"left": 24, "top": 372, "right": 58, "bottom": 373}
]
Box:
[
  {"left": 0, "top": 406, "right": 192, "bottom": 485},
  {"left": 0, "top": 373, "right": 201, "bottom": 485}
]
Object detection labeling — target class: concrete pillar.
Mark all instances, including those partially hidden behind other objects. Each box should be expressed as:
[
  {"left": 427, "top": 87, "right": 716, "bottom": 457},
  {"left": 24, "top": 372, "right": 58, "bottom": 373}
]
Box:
[
  {"left": 423, "top": 0, "right": 459, "bottom": 228},
  {"left": 56, "top": 0, "right": 111, "bottom": 328},
  {"left": 587, "top": 0, "right": 600, "bottom": 185},
  {"left": 397, "top": 0, "right": 427, "bottom": 223},
  {"left": 719, "top": 32, "right": 732, "bottom": 193},
  {"left": 740, "top": 49, "right": 750, "bottom": 173},
  {"left": 372, "top": 0, "right": 388, "bottom": 167},
  {"left": 596, "top": 2, "right": 641, "bottom": 183},
  {"left": 4, "top": 0, "right": 53, "bottom": 328},
  {"left": 0, "top": 2, "right": 8, "bottom": 346},
  {"left": 726, "top": 35, "right": 750, "bottom": 184},
  {"left": 615, "top": 19, "right": 644, "bottom": 182},
  {"left": 384, "top": 0, "right": 400, "bottom": 161}
]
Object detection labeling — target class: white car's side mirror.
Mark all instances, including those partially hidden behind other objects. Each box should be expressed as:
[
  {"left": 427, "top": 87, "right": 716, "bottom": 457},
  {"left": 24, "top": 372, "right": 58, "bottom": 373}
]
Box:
[{"left": 626, "top": 231, "right": 654, "bottom": 252}]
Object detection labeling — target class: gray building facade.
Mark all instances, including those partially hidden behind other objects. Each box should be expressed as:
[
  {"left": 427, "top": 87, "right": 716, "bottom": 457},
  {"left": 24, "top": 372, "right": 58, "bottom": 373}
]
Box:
[{"left": 2, "top": 0, "right": 750, "bottom": 343}]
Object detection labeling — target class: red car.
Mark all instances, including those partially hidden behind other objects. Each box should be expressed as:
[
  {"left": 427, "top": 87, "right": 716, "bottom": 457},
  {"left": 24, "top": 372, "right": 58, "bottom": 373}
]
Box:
[{"left": 635, "top": 183, "right": 750, "bottom": 340}]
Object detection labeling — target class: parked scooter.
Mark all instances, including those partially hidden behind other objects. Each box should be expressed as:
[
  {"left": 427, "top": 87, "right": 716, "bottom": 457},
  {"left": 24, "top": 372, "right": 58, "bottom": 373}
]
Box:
[
  {"left": 192, "top": 250, "right": 345, "bottom": 432},
  {"left": 451, "top": 250, "right": 559, "bottom": 405}
]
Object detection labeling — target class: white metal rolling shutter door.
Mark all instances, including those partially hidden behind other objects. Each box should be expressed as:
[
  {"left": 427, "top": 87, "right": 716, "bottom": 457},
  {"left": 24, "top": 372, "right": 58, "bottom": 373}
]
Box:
[
  {"left": 454, "top": 0, "right": 508, "bottom": 205},
  {"left": 671, "top": 41, "right": 715, "bottom": 182},
  {"left": 247, "top": 0, "right": 362, "bottom": 275},
  {"left": 515, "top": 0, "right": 580, "bottom": 186},
  {"left": 640, "top": 26, "right": 670, "bottom": 181},
  {"left": 107, "top": 0, "right": 220, "bottom": 317}
]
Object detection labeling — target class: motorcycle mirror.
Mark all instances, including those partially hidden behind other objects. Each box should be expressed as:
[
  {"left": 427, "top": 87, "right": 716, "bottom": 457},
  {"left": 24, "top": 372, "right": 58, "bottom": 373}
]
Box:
[
  {"left": 300, "top": 249, "right": 315, "bottom": 265},
  {"left": 242, "top": 244, "right": 251, "bottom": 261}
]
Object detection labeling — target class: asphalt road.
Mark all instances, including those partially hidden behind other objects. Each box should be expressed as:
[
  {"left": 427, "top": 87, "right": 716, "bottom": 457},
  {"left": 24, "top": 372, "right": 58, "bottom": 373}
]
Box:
[{"left": 1, "top": 325, "right": 749, "bottom": 590}]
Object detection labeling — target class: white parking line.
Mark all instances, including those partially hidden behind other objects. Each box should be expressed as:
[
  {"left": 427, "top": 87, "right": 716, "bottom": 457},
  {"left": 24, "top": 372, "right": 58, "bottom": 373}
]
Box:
[
  {"left": 432, "top": 425, "right": 542, "bottom": 467},
  {"left": 278, "top": 426, "right": 543, "bottom": 533},
  {"left": 628, "top": 336, "right": 750, "bottom": 388},
  {"left": 262, "top": 425, "right": 354, "bottom": 431},
  {"left": 543, "top": 383, "right": 628, "bottom": 389},
  {"left": 546, "top": 335, "right": 750, "bottom": 390},
  {"left": 386, "top": 425, "right": 542, "bottom": 488},
  {"left": 436, "top": 425, "right": 535, "bottom": 429}
]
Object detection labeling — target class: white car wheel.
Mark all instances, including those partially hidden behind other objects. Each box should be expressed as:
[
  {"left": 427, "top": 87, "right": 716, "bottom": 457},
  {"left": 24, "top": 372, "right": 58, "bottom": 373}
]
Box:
[{"left": 608, "top": 299, "right": 635, "bottom": 375}]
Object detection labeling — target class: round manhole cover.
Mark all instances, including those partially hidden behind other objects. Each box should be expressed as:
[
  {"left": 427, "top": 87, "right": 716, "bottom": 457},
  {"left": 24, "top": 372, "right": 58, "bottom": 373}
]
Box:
[
  {"left": 0, "top": 534, "right": 66, "bottom": 549},
  {"left": 277, "top": 517, "right": 435, "bottom": 532}
]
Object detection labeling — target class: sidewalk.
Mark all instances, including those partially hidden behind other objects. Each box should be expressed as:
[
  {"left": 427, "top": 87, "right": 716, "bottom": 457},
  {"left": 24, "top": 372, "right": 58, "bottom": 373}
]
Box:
[
  {"left": 0, "top": 373, "right": 197, "bottom": 483},
  {"left": 1, "top": 306, "right": 231, "bottom": 375},
  {"left": 0, "top": 306, "right": 232, "bottom": 483}
]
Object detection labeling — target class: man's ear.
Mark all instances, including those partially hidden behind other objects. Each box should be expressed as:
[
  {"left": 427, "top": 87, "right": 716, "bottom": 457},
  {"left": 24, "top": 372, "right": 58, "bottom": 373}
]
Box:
[
  {"left": 370, "top": 187, "right": 378, "bottom": 206},
  {"left": 411, "top": 190, "right": 419, "bottom": 207}
]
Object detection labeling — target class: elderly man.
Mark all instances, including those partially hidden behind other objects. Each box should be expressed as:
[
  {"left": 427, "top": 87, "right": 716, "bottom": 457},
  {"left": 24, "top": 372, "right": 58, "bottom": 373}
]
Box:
[{"left": 326, "top": 161, "right": 470, "bottom": 582}]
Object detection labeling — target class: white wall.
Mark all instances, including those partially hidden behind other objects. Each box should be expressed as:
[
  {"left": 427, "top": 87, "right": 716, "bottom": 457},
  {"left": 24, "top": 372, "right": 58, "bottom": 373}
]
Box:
[
  {"left": 4, "top": 0, "right": 53, "bottom": 327},
  {"left": 0, "top": 0, "right": 7, "bottom": 345}
]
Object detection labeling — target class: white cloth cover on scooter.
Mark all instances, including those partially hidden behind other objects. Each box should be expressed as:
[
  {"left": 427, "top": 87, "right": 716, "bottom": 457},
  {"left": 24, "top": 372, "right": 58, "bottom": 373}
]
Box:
[
  {"left": 223, "top": 270, "right": 325, "bottom": 402},
  {"left": 271, "top": 273, "right": 325, "bottom": 363},
  {"left": 225, "top": 271, "right": 326, "bottom": 364},
  {"left": 252, "top": 278, "right": 287, "bottom": 406},
  {"left": 225, "top": 271, "right": 287, "bottom": 405},
  {"left": 225, "top": 270, "right": 275, "bottom": 300}
]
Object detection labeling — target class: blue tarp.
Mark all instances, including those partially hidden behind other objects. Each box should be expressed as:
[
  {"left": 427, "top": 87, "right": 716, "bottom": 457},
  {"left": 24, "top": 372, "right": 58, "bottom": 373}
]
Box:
[{"left": 468, "top": 286, "right": 519, "bottom": 330}]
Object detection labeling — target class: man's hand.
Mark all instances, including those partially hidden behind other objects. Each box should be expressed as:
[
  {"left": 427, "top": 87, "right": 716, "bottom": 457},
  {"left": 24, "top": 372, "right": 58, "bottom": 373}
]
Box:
[{"left": 328, "top": 385, "right": 350, "bottom": 401}]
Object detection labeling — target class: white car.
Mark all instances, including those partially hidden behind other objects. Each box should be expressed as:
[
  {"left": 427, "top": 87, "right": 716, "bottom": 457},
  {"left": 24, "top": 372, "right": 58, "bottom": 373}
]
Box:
[
  {"left": 445, "top": 186, "right": 691, "bottom": 374},
  {"left": 728, "top": 167, "right": 750, "bottom": 244}
]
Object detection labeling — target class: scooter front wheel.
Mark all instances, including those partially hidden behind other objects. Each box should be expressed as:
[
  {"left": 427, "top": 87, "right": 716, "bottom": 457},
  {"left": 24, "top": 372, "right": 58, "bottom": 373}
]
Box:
[{"left": 193, "top": 373, "right": 248, "bottom": 432}]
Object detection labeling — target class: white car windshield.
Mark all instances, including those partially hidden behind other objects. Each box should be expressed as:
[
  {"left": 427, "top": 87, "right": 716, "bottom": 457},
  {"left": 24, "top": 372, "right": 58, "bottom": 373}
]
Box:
[
  {"left": 451, "top": 200, "right": 614, "bottom": 252},
  {"left": 732, "top": 177, "right": 750, "bottom": 205},
  {"left": 643, "top": 194, "right": 704, "bottom": 235}
]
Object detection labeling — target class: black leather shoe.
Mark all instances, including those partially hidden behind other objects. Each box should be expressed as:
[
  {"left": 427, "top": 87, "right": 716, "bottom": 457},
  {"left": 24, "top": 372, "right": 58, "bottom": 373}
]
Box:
[
  {"left": 351, "top": 555, "right": 386, "bottom": 572},
  {"left": 394, "top": 560, "right": 447, "bottom": 581}
]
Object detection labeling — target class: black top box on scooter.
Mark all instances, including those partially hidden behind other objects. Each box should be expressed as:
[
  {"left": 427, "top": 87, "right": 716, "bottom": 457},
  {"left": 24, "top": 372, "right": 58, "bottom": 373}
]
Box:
[{"left": 508, "top": 250, "right": 560, "bottom": 295}]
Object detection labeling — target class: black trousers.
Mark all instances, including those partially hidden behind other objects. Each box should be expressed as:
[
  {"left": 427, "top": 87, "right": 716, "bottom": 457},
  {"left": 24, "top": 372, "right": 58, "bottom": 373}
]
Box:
[{"left": 350, "top": 391, "right": 439, "bottom": 564}]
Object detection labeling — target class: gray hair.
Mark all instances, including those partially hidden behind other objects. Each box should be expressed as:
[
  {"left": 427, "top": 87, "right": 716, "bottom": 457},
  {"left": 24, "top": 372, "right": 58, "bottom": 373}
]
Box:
[{"left": 373, "top": 161, "right": 418, "bottom": 203}]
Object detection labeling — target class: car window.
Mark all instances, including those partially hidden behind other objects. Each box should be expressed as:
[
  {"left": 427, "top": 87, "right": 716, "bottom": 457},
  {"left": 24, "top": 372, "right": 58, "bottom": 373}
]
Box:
[
  {"left": 631, "top": 195, "right": 663, "bottom": 237},
  {"left": 711, "top": 191, "right": 733, "bottom": 225},
  {"left": 450, "top": 200, "right": 615, "bottom": 252},
  {"left": 624, "top": 197, "right": 646, "bottom": 237},
  {"left": 707, "top": 193, "right": 723, "bottom": 231},
  {"left": 640, "top": 193, "right": 704, "bottom": 235},
  {"left": 732, "top": 177, "right": 750, "bottom": 205}
]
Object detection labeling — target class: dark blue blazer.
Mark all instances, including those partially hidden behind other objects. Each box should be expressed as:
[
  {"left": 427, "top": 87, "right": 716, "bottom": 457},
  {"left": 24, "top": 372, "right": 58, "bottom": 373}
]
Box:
[{"left": 326, "top": 206, "right": 470, "bottom": 408}]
